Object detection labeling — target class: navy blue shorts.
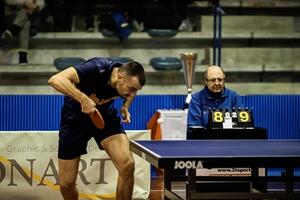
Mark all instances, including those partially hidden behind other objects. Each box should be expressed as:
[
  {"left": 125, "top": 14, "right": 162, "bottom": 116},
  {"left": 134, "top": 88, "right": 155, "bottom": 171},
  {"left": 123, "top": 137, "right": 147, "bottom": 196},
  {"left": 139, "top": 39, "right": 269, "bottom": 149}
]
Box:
[{"left": 58, "top": 106, "right": 126, "bottom": 160}]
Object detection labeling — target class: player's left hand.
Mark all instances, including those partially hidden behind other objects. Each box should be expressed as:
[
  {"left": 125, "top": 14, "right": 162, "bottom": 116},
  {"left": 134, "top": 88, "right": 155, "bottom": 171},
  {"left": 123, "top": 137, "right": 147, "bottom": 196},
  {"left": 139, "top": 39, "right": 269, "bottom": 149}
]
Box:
[{"left": 121, "top": 106, "right": 131, "bottom": 123}]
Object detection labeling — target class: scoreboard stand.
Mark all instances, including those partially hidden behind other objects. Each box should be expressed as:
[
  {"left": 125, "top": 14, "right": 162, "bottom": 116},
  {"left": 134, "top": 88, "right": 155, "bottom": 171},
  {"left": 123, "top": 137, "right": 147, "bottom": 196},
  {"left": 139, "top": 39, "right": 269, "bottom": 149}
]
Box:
[
  {"left": 208, "top": 107, "right": 255, "bottom": 129},
  {"left": 188, "top": 107, "right": 267, "bottom": 139}
]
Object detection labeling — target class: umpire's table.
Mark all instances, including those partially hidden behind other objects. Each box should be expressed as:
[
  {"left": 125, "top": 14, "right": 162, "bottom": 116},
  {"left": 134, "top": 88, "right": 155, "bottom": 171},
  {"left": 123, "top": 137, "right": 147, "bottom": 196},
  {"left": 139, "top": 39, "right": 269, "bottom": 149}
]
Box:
[{"left": 130, "top": 140, "right": 300, "bottom": 200}]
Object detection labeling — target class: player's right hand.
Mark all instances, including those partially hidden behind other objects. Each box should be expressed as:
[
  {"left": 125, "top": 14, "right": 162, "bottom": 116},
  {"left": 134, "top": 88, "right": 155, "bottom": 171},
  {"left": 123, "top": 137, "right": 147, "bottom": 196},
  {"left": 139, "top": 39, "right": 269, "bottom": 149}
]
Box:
[{"left": 80, "top": 97, "right": 96, "bottom": 114}]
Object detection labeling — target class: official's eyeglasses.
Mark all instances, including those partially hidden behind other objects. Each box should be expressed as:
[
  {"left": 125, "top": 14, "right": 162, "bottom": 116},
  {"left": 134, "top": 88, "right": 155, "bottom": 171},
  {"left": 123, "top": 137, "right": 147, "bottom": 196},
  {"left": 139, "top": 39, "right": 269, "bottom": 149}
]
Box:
[{"left": 206, "top": 78, "right": 224, "bottom": 83}]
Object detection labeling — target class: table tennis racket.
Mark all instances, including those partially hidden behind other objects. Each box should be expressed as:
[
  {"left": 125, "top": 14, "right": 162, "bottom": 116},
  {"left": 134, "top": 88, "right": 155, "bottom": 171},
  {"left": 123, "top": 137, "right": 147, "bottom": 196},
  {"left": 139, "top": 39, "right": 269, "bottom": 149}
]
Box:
[{"left": 89, "top": 109, "right": 105, "bottom": 129}]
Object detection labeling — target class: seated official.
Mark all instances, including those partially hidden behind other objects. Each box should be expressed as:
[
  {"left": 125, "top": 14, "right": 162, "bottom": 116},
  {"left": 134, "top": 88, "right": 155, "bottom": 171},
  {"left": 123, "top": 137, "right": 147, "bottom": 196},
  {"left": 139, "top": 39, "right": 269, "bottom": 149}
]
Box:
[{"left": 188, "top": 65, "right": 244, "bottom": 128}]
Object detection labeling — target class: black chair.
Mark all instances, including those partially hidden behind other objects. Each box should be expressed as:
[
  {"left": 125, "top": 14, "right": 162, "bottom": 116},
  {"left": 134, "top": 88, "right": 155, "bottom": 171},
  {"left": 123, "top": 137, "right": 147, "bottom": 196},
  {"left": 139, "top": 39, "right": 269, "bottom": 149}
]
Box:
[{"left": 53, "top": 57, "right": 85, "bottom": 71}]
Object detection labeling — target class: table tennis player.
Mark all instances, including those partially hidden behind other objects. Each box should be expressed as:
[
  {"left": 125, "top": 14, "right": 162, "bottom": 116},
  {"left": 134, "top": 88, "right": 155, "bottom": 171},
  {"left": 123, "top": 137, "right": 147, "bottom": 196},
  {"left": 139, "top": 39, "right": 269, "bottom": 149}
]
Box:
[
  {"left": 48, "top": 57, "right": 145, "bottom": 200},
  {"left": 187, "top": 65, "right": 244, "bottom": 128}
]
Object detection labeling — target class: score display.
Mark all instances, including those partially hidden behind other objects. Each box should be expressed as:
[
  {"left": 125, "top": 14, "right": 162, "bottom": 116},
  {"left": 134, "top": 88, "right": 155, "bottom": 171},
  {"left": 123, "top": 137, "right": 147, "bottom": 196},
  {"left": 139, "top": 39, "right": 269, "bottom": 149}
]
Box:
[{"left": 208, "top": 108, "right": 254, "bottom": 129}]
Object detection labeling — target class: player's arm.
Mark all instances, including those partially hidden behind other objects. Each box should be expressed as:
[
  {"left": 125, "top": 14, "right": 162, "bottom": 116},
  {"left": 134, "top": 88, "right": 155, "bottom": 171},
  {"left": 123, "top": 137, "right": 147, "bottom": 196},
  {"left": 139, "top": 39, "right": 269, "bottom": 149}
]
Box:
[
  {"left": 121, "top": 95, "right": 135, "bottom": 123},
  {"left": 48, "top": 67, "right": 95, "bottom": 114}
]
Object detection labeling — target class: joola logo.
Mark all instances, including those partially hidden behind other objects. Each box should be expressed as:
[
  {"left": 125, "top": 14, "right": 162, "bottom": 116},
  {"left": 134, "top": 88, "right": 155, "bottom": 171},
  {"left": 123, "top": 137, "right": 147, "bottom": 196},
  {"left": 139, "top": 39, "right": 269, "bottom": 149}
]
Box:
[{"left": 174, "top": 160, "right": 203, "bottom": 169}]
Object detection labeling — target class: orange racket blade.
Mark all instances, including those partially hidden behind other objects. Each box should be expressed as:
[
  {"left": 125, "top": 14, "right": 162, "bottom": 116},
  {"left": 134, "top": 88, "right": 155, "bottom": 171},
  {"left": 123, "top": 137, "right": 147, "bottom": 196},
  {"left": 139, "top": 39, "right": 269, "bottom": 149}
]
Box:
[{"left": 89, "top": 109, "right": 105, "bottom": 129}]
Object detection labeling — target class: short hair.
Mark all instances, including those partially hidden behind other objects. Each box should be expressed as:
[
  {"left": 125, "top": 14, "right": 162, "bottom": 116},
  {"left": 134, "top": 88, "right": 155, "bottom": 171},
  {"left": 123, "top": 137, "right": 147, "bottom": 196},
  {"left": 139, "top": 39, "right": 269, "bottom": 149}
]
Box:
[
  {"left": 204, "top": 65, "right": 225, "bottom": 80},
  {"left": 119, "top": 61, "right": 146, "bottom": 86}
]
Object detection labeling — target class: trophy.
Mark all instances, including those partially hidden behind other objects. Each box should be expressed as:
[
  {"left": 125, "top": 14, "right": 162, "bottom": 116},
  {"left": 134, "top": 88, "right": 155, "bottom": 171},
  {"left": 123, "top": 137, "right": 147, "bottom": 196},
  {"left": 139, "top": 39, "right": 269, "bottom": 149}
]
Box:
[{"left": 180, "top": 52, "right": 198, "bottom": 105}]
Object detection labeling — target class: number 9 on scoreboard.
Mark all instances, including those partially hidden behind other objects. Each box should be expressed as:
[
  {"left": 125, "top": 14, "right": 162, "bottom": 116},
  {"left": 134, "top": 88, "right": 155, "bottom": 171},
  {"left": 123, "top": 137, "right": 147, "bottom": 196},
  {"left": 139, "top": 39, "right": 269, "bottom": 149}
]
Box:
[{"left": 238, "top": 111, "right": 251, "bottom": 122}]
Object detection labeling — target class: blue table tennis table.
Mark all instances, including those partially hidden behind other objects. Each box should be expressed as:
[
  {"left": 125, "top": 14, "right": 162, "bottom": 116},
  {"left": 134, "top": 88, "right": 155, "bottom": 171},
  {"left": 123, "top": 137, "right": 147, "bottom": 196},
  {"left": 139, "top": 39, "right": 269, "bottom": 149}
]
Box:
[{"left": 130, "top": 140, "right": 300, "bottom": 200}]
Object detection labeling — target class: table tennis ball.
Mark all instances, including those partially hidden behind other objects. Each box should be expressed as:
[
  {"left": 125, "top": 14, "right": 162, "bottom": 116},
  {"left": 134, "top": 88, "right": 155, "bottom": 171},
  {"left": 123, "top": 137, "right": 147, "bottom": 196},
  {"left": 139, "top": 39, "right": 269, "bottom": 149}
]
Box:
[{"left": 157, "top": 118, "right": 164, "bottom": 124}]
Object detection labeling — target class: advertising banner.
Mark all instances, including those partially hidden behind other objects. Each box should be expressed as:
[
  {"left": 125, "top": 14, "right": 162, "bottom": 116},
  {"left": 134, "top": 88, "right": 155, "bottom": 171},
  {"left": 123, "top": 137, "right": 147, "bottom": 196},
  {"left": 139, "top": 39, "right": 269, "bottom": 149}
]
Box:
[{"left": 0, "top": 130, "right": 150, "bottom": 200}]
